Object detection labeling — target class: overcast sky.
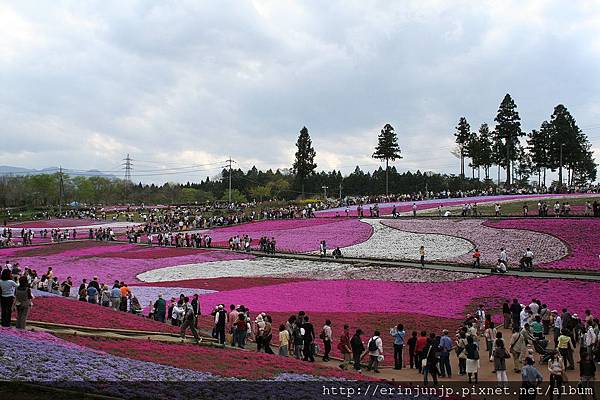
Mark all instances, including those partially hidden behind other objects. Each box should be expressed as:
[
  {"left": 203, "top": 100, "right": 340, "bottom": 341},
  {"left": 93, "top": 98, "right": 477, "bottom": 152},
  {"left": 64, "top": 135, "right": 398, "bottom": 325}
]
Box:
[{"left": 1, "top": 1, "right": 600, "bottom": 184}]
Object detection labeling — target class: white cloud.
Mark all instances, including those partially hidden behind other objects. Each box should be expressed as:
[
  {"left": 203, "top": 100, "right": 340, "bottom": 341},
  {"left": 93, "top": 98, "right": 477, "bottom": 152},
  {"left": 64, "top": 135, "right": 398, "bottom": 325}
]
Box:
[{"left": 1, "top": 0, "right": 599, "bottom": 183}]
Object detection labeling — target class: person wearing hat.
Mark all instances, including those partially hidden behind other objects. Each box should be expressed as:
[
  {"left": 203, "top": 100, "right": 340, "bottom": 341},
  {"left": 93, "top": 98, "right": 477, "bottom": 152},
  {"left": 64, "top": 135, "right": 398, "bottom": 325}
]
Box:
[
  {"left": 521, "top": 357, "right": 543, "bottom": 400},
  {"left": 153, "top": 293, "right": 166, "bottom": 323},
  {"left": 214, "top": 304, "right": 228, "bottom": 345}
]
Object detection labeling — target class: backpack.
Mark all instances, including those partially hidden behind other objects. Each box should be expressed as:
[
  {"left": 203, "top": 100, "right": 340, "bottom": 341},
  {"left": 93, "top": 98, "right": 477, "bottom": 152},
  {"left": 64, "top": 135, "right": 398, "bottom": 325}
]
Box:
[{"left": 368, "top": 336, "right": 379, "bottom": 352}]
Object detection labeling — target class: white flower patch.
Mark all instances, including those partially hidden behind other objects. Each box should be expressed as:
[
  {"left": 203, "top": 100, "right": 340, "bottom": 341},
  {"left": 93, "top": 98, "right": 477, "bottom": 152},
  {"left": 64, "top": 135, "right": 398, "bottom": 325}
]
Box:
[
  {"left": 137, "top": 254, "right": 480, "bottom": 284},
  {"left": 340, "top": 219, "right": 473, "bottom": 261},
  {"left": 278, "top": 265, "right": 481, "bottom": 282},
  {"left": 137, "top": 258, "right": 344, "bottom": 282}
]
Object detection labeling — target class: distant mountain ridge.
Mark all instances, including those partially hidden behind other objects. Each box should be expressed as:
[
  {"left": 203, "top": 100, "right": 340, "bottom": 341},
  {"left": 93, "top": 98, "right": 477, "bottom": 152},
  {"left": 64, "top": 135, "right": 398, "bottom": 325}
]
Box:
[{"left": 0, "top": 165, "right": 117, "bottom": 178}]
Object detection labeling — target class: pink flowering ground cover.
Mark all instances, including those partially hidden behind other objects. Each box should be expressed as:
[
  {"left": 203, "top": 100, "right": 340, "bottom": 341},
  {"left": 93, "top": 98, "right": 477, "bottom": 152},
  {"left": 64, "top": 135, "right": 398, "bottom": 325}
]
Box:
[
  {"left": 4, "top": 218, "right": 104, "bottom": 229},
  {"left": 485, "top": 219, "right": 600, "bottom": 271},
  {"left": 0, "top": 241, "right": 253, "bottom": 283},
  {"left": 382, "top": 218, "right": 568, "bottom": 266},
  {"left": 60, "top": 335, "right": 368, "bottom": 380},
  {"left": 316, "top": 193, "right": 592, "bottom": 217},
  {"left": 200, "top": 276, "right": 600, "bottom": 319},
  {"left": 208, "top": 218, "right": 372, "bottom": 252},
  {"left": 21, "top": 296, "right": 180, "bottom": 333}
]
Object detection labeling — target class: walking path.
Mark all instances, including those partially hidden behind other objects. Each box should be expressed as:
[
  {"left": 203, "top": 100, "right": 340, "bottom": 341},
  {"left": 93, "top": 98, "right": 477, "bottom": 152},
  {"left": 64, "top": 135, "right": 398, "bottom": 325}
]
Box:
[{"left": 20, "top": 321, "right": 577, "bottom": 384}]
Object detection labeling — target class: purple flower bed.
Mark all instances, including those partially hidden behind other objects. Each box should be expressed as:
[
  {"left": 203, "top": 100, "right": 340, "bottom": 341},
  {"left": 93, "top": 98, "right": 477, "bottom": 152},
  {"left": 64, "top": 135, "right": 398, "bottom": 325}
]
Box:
[
  {"left": 316, "top": 193, "right": 594, "bottom": 217},
  {"left": 485, "top": 219, "right": 600, "bottom": 271},
  {"left": 382, "top": 218, "right": 568, "bottom": 266},
  {"left": 0, "top": 242, "right": 252, "bottom": 284},
  {"left": 208, "top": 218, "right": 373, "bottom": 253},
  {"left": 200, "top": 276, "right": 600, "bottom": 319},
  {"left": 0, "top": 328, "right": 218, "bottom": 398}
]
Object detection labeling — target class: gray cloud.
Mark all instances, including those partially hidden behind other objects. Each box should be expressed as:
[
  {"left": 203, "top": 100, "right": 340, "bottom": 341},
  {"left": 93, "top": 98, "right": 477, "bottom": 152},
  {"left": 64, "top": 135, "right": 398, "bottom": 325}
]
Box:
[{"left": 1, "top": 0, "right": 599, "bottom": 183}]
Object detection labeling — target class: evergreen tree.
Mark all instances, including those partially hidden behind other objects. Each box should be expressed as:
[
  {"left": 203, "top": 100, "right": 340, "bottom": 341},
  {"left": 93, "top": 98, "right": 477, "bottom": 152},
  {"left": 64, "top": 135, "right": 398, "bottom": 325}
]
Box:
[
  {"left": 476, "top": 123, "right": 494, "bottom": 180},
  {"left": 292, "top": 126, "right": 317, "bottom": 197},
  {"left": 454, "top": 117, "right": 471, "bottom": 178},
  {"left": 372, "top": 123, "right": 402, "bottom": 195},
  {"left": 466, "top": 129, "right": 480, "bottom": 179},
  {"left": 527, "top": 122, "right": 552, "bottom": 187},
  {"left": 547, "top": 104, "right": 596, "bottom": 187},
  {"left": 494, "top": 94, "right": 523, "bottom": 186}
]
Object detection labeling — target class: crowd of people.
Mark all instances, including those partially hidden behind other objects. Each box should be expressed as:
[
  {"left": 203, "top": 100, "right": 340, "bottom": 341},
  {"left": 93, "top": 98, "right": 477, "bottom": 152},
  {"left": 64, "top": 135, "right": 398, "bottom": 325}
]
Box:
[{"left": 1, "top": 253, "right": 599, "bottom": 395}]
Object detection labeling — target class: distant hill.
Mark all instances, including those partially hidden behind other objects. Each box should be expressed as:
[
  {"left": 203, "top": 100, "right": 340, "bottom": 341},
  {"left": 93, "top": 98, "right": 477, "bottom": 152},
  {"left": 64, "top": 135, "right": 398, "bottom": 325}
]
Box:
[{"left": 0, "top": 165, "right": 117, "bottom": 179}]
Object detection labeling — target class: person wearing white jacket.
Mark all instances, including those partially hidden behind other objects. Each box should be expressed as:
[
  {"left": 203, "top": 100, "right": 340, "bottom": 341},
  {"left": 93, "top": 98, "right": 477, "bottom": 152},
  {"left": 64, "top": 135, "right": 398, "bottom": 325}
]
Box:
[{"left": 365, "top": 330, "right": 383, "bottom": 373}]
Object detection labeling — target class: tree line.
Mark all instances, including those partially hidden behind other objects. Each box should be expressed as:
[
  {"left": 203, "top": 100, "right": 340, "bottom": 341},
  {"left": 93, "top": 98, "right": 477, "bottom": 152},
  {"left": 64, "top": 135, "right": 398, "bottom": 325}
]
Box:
[{"left": 454, "top": 94, "right": 597, "bottom": 187}]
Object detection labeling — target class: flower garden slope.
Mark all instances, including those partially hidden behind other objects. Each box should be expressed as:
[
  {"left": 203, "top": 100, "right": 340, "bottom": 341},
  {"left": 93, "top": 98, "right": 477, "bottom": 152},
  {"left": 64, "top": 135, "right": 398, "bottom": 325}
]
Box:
[
  {"left": 207, "top": 218, "right": 372, "bottom": 252},
  {"left": 0, "top": 241, "right": 253, "bottom": 283},
  {"left": 382, "top": 218, "right": 568, "bottom": 266},
  {"left": 485, "top": 219, "right": 600, "bottom": 271},
  {"left": 339, "top": 219, "right": 473, "bottom": 261},
  {"left": 199, "top": 276, "right": 600, "bottom": 318}
]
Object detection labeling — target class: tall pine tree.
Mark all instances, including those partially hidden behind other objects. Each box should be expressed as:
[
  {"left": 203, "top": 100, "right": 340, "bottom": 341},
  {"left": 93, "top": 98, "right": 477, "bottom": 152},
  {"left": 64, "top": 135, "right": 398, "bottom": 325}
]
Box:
[
  {"left": 494, "top": 94, "right": 523, "bottom": 186},
  {"left": 527, "top": 122, "right": 552, "bottom": 187},
  {"left": 454, "top": 117, "right": 471, "bottom": 178},
  {"left": 372, "top": 123, "right": 402, "bottom": 196},
  {"left": 547, "top": 104, "right": 596, "bottom": 187},
  {"left": 292, "top": 126, "right": 317, "bottom": 198},
  {"left": 476, "top": 123, "right": 494, "bottom": 180}
]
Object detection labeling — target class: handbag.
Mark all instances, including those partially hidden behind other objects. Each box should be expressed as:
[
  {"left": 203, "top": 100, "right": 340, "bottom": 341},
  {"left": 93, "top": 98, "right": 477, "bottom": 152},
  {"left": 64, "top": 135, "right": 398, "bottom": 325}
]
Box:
[{"left": 422, "top": 346, "right": 431, "bottom": 368}]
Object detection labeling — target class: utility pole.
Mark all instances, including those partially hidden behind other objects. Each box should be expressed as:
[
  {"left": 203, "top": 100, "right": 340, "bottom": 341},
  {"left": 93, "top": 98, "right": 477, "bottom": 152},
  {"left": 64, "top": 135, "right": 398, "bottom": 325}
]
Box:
[
  {"left": 58, "top": 166, "right": 64, "bottom": 216},
  {"left": 338, "top": 183, "right": 342, "bottom": 200},
  {"left": 321, "top": 185, "right": 328, "bottom": 199},
  {"left": 559, "top": 143, "right": 564, "bottom": 192},
  {"left": 226, "top": 157, "right": 235, "bottom": 203}
]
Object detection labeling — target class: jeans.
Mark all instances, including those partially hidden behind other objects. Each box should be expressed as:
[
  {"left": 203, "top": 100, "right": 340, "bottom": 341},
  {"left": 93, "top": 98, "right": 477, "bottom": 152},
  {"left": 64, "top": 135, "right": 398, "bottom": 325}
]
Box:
[
  {"left": 278, "top": 346, "right": 289, "bottom": 357},
  {"left": 353, "top": 351, "right": 362, "bottom": 370},
  {"left": 393, "top": 344, "right": 404, "bottom": 369},
  {"left": 367, "top": 355, "right": 379, "bottom": 371},
  {"left": 0, "top": 296, "right": 14, "bottom": 327},
  {"left": 303, "top": 341, "right": 314, "bottom": 361},
  {"left": 180, "top": 318, "right": 200, "bottom": 341},
  {"left": 236, "top": 330, "right": 246, "bottom": 348},
  {"left": 215, "top": 325, "right": 226, "bottom": 345},
  {"left": 15, "top": 305, "right": 30, "bottom": 329},
  {"left": 549, "top": 374, "right": 563, "bottom": 400},
  {"left": 439, "top": 352, "right": 451, "bottom": 377},
  {"left": 323, "top": 339, "right": 331, "bottom": 360},
  {"left": 459, "top": 358, "right": 466, "bottom": 374},
  {"left": 423, "top": 364, "right": 438, "bottom": 386}
]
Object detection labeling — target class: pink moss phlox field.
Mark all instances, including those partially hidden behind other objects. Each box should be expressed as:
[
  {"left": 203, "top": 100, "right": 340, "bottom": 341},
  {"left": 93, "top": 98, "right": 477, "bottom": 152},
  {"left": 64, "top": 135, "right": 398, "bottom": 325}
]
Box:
[
  {"left": 0, "top": 242, "right": 253, "bottom": 283},
  {"left": 485, "top": 219, "right": 600, "bottom": 271},
  {"left": 200, "top": 276, "right": 600, "bottom": 319},
  {"left": 4, "top": 218, "right": 105, "bottom": 229},
  {"left": 316, "top": 193, "right": 595, "bottom": 217},
  {"left": 208, "top": 218, "right": 372, "bottom": 252},
  {"left": 382, "top": 218, "right": 567, "bottom": 266}
]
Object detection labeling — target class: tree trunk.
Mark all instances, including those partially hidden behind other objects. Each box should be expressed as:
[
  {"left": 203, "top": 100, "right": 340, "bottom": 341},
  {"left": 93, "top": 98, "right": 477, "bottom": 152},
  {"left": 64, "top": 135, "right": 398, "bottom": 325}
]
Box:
[
  {"left": 385, "top": 159, "right": 389, "bottom": 196},
  {"left": 543, "top": 168, "right": 546, "bottom": 188},
  {"left": 301, "top": 181, "right": 304, "bottom": 199},
  {"left": 460, "top": 154, "right": 464, "bottom": 178},
  {"left": 497, "top": 165, "right": 501, "bottom": 186}
]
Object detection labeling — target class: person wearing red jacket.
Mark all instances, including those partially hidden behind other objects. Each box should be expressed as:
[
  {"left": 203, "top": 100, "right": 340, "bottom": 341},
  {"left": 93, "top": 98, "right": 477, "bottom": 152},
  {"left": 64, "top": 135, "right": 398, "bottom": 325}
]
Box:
[
  {"left": 415, "top": 331, "right": 428, "bottom": 373},
  {"left": 337, "top": 324, "right": 352, "bottom": 370}
]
